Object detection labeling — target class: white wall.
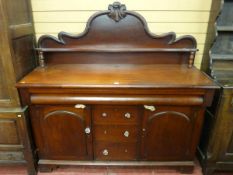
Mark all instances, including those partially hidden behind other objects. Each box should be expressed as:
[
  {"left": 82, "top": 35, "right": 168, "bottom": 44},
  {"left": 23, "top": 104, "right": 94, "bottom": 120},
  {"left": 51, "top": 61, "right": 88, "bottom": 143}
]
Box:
[{"left": 31, "top": 0, "right": 216, "bottom": 68}]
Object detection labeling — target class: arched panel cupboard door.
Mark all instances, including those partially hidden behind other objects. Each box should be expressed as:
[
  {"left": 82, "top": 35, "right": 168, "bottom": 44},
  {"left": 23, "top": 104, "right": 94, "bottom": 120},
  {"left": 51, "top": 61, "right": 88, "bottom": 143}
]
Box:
[
  {"left": 141, "top": 105, "right": 204, "bottom": 161},
  {"left": 30, "top": 105, "right": 93, "bottom": 160}
]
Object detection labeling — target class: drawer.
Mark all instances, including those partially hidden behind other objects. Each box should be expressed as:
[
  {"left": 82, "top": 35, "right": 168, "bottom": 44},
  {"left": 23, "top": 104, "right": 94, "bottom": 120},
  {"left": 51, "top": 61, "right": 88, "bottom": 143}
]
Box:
[
  {"left": 94, "top": 142, "right": 137, "bottom": 160},
  {"left": 94, "top": 125, "right": 138, "bottom": 142},
  {"left": 0, "top": 151, "right": 24, "bottom": 161},
  {"left": 93, "top": 105, "right": 140, "bottom": 124}
]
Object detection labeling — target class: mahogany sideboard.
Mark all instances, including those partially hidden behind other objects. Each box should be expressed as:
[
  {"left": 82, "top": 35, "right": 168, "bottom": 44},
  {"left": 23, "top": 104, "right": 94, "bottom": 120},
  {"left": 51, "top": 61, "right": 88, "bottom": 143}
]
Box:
[{"left": 16, "top": 2, "right": 218, "bottom": 173}]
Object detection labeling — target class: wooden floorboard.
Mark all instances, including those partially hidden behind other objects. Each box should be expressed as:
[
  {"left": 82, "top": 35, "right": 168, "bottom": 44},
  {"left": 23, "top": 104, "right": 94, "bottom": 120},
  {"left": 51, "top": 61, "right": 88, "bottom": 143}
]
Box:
[{"left": 0, "top": 162, "right": 232, "bottom": 175}]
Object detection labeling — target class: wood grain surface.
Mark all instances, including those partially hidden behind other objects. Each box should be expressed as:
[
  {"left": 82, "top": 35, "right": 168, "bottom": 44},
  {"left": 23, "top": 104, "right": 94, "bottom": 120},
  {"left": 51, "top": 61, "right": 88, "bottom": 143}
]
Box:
[{"left": 17, "top": 64, "right": 216, "bottom": 88}]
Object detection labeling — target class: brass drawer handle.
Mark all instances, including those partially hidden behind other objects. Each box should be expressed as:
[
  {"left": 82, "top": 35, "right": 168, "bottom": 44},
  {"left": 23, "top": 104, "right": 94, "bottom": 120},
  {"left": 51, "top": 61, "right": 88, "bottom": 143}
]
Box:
[
  {"left": 84, "top": 127, "right": 91, "bottom": 134},
  {"left": 144, "top": 105, "right": 156, "bottom": 111},
  {"left": 124, "top": 131, "right": 129, "bottom": 137},
  {"left": 124, "top": 113, "right": 131, "bottom": 119},
  {"left": 74, "top": 104, "right": 86, "bottom": 109},
  {"left": 102, "top": 149, "right": 108, "bottom": 156}
]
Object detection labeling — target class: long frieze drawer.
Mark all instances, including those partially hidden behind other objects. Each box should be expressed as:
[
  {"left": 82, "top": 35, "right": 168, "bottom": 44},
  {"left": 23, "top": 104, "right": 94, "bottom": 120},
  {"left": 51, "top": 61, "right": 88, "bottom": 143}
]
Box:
[
  {"left": 94, "top": 142, "right": 138, "bottom": 161},
  {"left": 30, "top": 94, "right": 204, "bottom": 106},
  {"left": 93, "top": 105, "right": 139, "bottom": 124},
  {"left": 94, "top": 125, "right": 138, "bottom": 142}
]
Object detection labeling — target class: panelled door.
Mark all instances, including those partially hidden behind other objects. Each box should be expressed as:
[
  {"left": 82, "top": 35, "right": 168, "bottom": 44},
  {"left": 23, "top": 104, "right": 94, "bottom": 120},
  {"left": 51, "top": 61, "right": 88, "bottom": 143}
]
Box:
[
  {"left": 30, "top": 105, "right": 93, "bottom": 160},
  {"left": 141, "top": 105, "right": 203, "bottom": 161}
]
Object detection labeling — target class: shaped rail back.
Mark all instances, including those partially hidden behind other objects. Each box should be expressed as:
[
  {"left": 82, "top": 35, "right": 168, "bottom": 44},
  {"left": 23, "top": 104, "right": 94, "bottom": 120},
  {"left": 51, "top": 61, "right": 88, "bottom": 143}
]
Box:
[{"left": 37, "top": 2, "right": 197, "bottom": 67}]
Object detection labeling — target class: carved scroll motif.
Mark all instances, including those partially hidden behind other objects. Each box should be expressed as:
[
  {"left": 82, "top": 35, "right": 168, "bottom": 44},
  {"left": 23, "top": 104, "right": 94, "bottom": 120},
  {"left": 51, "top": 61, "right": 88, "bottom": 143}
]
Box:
[{"left": 108, "top": 2, "right": 127, "bottom": 22}]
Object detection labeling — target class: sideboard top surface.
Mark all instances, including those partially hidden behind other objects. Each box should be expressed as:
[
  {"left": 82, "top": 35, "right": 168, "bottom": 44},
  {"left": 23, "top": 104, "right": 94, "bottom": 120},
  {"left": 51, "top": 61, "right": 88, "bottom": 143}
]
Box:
[{"left": 17, "top": 64, "right": 217, "bottom": 89}]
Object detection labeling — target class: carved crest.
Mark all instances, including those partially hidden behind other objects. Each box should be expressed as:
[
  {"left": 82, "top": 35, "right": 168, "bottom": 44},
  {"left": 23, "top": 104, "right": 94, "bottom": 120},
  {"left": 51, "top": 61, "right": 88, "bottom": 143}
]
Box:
[{"left": 108, "top": 2, "right": 127, "bottom": 22}]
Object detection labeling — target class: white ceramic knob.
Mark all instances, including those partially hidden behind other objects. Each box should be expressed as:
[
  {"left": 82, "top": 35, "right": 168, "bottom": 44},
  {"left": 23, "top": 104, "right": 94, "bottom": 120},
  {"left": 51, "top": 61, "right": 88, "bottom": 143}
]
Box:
[
  {"left": 102, "top": 112, "right": 107, "bottom": 117},
  {"left": 85, "top": 127, "right": 91, "bottom": 134},
  {"left": 103, "top": 149, "right": 108, "bottom": 156},
  {"left": 124, "top": 113, "right": 131, "bottom": 119},
  {"left": 124, "top": 131, "right": 129, "bottom": 137}
]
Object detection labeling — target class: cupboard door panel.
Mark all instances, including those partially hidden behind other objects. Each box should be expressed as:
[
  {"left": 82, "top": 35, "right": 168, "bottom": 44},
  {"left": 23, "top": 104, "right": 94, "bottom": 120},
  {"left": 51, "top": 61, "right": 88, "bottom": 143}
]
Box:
[
  {"left": 226, "top": 131, "right": 233, "bottom": 155},
  {"left": 0, "top": 58, "right": 9, "bottom": 100},
  {"left": 30, "top": 105, "right": 92, "bottom": 160},
  {"left": 217, "top": 94, "right": 233, "bottom": 162},
  {"left": 141, "top": 106, "right": 197, "bottom": 161},
  {"left": 0, "top": 119, "right": 19, "bottom": 144}
]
